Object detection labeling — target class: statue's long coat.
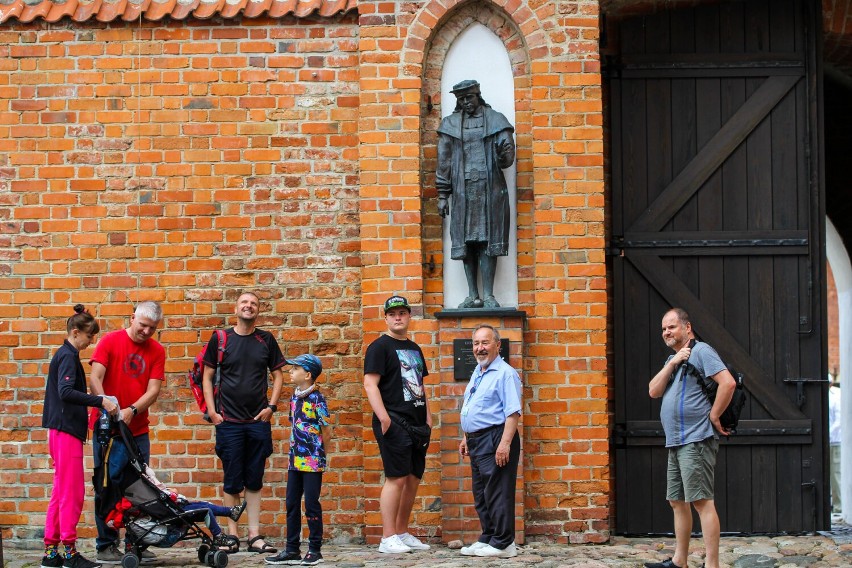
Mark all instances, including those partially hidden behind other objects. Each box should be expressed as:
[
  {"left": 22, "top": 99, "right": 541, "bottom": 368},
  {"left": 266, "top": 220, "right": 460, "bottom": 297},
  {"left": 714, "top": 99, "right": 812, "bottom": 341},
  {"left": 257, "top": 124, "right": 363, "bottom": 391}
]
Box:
[{"left": 436, "top": 107, "right": 515, "bottom": 260}]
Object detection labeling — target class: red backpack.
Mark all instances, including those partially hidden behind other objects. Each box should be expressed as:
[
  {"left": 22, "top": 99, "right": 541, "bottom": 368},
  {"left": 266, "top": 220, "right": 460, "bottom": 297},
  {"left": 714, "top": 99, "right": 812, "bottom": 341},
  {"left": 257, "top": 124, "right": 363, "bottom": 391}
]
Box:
[{"left": 188, "top": 329, "right": 226, "bottom": 422}]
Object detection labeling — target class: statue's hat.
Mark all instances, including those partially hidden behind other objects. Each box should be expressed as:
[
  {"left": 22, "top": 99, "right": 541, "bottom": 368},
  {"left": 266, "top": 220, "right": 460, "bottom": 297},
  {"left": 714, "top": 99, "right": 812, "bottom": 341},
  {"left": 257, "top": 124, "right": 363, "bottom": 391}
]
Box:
[{"left": 450, "top": 79, "right": 481, "bottom": 95}]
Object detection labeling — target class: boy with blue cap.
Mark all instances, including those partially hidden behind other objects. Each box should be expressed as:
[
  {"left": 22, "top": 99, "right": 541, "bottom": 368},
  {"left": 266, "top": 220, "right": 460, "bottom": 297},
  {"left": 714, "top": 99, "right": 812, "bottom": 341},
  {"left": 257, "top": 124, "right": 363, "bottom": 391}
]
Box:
[{"left": 265, "top": 354, "right": 329, "bottom": 566}]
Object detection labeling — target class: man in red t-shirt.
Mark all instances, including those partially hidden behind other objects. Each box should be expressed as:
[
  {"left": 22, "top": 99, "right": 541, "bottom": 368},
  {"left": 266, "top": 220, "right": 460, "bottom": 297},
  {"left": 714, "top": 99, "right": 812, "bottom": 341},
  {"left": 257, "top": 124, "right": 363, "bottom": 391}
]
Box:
[{"left": 89, "top": 301, "right": 165, "bottom": 563}]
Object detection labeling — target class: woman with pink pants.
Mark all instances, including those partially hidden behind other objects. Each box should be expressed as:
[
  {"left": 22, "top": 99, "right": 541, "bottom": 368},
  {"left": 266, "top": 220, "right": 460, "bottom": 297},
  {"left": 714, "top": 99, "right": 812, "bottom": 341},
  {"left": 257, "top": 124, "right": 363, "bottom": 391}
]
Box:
[{"left": 41, "top": 305, "right": 118, "bottom": 568}]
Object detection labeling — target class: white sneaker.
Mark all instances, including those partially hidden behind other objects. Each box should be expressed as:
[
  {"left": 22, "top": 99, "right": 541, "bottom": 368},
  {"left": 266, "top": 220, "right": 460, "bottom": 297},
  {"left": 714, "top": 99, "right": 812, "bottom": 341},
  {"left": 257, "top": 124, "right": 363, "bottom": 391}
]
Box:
[
  {"left": 460, "top": 541, "right": 488, "bottom": 556},
  {"left": 378, "top": 535, "right": 411, "bottom": 554},
  {"left": 398, "top": 533, "right": 430, "bottom": 550},
  {"left": 474, "top": 542, "right": 517, "bottom": 558}
]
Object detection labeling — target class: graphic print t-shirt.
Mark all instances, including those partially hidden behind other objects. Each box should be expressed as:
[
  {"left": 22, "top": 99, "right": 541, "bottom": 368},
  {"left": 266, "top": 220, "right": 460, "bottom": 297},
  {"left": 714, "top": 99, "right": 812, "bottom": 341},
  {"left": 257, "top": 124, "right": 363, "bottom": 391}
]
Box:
[
  {"left": 202, "top": 328, "right": 286, "bottom": 422},
  {"left": 89, "top": 329, "right": 166, "bottom": 437},
  {"left": 288, "top": 389, "right": 330, "bottom": 472},
  {"left": 363, "top": 334, "right": 428, "bottom": 425}
]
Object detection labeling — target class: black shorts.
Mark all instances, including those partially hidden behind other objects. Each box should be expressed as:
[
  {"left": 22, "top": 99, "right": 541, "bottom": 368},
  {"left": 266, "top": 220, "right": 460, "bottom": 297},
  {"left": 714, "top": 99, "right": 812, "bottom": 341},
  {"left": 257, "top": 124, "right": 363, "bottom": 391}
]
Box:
[{"left": 372, "top": 417, "right": 426, "bottom": 479}]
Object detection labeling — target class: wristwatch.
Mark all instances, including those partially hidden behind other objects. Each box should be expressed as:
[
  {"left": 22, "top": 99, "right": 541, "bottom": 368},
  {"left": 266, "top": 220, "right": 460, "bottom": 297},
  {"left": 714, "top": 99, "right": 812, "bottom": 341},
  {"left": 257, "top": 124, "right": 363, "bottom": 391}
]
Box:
[
  {"left": 267, "top": 404, "right": 277, "bottom": 413},
  {"left": 129, "top": 405, "right": 138, "bottom": 416}
]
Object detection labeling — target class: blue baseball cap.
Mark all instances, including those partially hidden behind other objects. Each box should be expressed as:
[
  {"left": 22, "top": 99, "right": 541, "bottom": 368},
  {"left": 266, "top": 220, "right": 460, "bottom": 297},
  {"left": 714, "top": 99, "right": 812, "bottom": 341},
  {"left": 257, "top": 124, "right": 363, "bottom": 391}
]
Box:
[{"left": 285, "top": 354, "right": 322, "bottom": 379}]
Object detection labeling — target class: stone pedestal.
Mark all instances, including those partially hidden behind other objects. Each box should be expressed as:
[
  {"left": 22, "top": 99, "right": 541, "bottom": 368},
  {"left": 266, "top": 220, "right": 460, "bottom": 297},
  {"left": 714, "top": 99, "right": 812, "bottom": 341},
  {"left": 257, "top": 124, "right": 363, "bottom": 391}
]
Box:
[{"left": 435, "top": 309, "right": 526, "bottom": 545}]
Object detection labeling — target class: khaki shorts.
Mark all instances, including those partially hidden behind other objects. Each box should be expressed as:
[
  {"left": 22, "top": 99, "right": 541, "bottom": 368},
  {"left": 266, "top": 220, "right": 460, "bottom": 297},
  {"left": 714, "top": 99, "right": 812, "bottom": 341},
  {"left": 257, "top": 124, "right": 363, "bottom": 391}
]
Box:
[{"left": 666, "top": 437, "right": 718, "bottom": 502}]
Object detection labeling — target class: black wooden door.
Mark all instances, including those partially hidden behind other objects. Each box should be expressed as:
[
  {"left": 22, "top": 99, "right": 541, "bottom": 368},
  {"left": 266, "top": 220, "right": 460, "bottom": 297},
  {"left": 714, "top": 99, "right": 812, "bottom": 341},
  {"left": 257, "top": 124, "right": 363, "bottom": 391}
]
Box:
[{"left": 609, "top": 0, "right": 827, "bottom": 534}]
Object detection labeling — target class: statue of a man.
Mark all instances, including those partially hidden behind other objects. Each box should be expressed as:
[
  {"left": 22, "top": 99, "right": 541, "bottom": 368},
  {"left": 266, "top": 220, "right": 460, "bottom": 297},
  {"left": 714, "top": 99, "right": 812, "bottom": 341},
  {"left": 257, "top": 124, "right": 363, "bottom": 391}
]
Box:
[{"left": 437, "top": 79, "right": 515, "bottom": 309}]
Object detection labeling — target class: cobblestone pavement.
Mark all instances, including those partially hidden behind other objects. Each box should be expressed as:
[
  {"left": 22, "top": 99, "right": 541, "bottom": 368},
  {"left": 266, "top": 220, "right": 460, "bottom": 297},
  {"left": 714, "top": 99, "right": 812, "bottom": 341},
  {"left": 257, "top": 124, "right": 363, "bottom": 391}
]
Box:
[{"left": 5, "top": 534, "right": 852, "bottom": 568}]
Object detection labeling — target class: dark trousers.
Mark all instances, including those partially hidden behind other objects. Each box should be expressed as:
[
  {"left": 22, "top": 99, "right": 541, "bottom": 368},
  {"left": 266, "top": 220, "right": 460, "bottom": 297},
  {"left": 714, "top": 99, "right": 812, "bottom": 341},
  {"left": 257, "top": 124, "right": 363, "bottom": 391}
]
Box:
[
  {"left": 286, "top": 470, "right": 323, "bottom": 553},
  {"left": 466, "top": 426, "right": 520, "bottom": 550}
]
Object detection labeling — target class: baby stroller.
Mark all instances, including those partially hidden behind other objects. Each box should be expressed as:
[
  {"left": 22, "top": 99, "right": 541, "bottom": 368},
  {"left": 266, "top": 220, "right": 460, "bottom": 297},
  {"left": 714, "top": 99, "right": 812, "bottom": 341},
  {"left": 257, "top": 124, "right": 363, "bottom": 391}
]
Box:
[{"left": 93, "top": 416, "right": 229, "bottom": 568}]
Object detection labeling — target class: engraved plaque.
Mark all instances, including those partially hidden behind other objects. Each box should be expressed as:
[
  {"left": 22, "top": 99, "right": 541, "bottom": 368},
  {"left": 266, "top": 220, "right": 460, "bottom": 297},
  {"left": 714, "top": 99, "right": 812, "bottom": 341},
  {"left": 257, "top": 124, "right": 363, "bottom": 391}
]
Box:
[{"left": 453, "top": 338, "right": 510, "bottom": 380}]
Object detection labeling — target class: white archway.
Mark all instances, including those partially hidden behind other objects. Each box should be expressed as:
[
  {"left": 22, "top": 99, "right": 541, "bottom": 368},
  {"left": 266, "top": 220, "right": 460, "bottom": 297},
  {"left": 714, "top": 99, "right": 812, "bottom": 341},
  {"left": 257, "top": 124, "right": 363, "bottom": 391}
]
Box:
[{"left": 826, "top": 218, "right": 852, "bottom": 521}]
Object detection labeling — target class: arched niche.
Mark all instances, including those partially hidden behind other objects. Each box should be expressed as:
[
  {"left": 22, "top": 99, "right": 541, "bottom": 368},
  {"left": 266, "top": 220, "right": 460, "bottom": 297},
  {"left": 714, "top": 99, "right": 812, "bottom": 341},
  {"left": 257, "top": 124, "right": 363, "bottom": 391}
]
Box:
[
  {"left": 440, "top": 23, "right": 518, "bottom": 309},
  {"left": 419, "top": 2, "right": 532, "bottom": 316}
]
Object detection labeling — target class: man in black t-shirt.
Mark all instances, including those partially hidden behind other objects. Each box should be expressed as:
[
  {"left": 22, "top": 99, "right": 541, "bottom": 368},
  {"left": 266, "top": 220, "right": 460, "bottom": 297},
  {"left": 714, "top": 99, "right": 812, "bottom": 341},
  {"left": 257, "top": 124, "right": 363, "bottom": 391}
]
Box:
[
  {"left": 364, "top": 296, "right": 433, "bottom": 554},
  {"left": 202, "top": 292, "right": 285, "bottom": 554}
]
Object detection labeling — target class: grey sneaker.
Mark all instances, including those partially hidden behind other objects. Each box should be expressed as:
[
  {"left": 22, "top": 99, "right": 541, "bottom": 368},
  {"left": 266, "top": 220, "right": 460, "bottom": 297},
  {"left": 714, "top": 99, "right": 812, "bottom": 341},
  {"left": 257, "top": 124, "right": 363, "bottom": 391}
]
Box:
[{"left": 95, "top": 545, "right": 122, "bottom": 565}]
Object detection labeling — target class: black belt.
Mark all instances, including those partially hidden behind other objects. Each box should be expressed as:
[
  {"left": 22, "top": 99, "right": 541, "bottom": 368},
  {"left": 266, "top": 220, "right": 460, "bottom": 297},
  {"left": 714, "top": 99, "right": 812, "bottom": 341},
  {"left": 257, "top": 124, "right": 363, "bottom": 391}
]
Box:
[{"left": 466, "top": 424, "right": 503, "bottom": 439}]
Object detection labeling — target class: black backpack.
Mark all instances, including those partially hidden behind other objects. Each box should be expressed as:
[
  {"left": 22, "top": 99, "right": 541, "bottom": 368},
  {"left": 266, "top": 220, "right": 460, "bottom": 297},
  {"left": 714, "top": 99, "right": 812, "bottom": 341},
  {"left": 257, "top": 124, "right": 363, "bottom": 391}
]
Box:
[{"left": 683, "top": 339, "right": 747, "bottom": 434}]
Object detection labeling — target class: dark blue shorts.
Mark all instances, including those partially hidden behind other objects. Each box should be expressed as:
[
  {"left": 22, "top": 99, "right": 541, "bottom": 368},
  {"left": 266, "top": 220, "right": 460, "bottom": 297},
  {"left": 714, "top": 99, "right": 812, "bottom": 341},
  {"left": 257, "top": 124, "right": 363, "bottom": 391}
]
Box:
[{"left": 215, "top": 420, "right": 273, "bottom": 494}]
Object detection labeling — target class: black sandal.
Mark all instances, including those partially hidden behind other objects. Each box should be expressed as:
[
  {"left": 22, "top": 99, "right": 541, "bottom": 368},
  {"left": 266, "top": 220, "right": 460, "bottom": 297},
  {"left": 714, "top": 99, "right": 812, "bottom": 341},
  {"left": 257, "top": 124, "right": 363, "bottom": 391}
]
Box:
[{"left": 247, "top": 535, "right": 277, "bottom": 553}]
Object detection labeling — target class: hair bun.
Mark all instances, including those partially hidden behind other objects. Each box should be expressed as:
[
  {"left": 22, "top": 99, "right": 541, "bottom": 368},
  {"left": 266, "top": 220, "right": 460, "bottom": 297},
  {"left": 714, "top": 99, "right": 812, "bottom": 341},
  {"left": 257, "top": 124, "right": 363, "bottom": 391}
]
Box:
[{"left": 73, "top": 304, "right": 86, "bottom": 314}]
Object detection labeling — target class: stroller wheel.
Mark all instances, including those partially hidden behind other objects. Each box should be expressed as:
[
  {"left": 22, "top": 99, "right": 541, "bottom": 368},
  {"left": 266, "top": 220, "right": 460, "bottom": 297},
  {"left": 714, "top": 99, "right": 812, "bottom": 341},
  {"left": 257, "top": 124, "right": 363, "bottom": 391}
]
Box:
[
  {"left": 205, "top": 549, "right": 229, "bottom": 568},
  {"left": 197, "top": 544, "right": 211, "bottom": 564},
  {"left": 121, "top": 553, "right": 140, "bottom": 568},
  {"left": 212, "top": 549, "right": 229, "bottom": 568}
]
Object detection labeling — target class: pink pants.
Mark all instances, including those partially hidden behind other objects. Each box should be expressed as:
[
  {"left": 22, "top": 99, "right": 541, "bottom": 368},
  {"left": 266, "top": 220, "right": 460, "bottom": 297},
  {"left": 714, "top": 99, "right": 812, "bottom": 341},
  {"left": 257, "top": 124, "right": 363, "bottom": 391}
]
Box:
[{"left": 44, "top": 429, "right": 85, "bottom": 545}]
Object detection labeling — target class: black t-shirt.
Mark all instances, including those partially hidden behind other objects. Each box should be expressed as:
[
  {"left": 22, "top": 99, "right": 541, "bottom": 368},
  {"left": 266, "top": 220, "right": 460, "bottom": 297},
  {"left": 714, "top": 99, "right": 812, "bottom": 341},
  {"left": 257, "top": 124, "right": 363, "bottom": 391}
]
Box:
[
  {"left": 363, "top": 334, "right": 428, "bottom": 425},
  {"left": 202, "top": 328, "right": 285, "bottom": 422}
]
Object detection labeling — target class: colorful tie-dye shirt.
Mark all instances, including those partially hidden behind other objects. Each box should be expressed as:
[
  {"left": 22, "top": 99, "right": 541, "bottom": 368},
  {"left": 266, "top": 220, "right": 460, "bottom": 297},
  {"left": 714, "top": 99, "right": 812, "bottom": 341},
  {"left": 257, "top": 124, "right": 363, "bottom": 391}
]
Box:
[{"left": 288, "top": 389, "right": 329, "bottom": 472}]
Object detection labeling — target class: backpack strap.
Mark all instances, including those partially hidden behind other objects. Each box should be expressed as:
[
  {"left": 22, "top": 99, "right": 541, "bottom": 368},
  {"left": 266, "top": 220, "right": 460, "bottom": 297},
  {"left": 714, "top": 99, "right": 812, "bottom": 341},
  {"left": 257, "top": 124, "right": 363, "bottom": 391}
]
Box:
[
  {"left": 215, "top": 329, "right": 226, "bottom": 365},
  {"left": 685, "top": 361, "right": 712, "bottom": 395},
  {"left": 212, "top": 329, "right": 227, "bottom": 415},
  {"left": 213, "top": 329, "right": 227, "bottom": 384}
]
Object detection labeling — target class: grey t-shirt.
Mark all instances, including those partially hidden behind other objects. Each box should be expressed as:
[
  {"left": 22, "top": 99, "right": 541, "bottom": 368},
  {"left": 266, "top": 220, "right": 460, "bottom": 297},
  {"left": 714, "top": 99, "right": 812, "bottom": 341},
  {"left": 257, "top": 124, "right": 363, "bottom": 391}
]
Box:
[{"left": 660, "top": 341, "right": 727, "bottom": 448}]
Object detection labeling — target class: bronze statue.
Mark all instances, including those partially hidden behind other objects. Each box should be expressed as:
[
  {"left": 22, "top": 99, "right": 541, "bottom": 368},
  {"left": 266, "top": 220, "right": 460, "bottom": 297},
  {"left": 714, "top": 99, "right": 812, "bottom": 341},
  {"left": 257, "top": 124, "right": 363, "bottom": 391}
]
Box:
[{"left": 437, "top": 79, "right": 515, "bottom": 309}]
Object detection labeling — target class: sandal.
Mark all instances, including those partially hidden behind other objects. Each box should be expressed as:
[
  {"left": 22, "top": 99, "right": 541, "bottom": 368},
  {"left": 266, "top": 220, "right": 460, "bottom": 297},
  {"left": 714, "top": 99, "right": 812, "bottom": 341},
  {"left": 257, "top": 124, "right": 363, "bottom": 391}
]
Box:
[
  {"left": 213, "top": 533, "right": 239, "bottom": 553},
  {"left": 247, "top": 535, "right": 277, "bottom": 553}
]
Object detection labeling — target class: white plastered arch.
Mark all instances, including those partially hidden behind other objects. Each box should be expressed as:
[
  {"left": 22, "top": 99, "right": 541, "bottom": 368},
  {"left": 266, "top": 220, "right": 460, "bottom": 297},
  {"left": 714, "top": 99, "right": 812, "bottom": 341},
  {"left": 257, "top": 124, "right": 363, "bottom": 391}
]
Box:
[{"left": 826, "top": 218, "right": 852, "bottom": 521}]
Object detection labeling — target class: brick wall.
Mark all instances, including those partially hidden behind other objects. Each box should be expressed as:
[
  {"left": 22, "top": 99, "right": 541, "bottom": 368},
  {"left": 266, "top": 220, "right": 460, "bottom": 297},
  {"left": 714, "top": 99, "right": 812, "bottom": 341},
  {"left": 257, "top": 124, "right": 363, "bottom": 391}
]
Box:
[
  {"left": 0, "top": 0, "right": 610, "bottom": 548},
  {"left": 359, "top": 0, "right": 608, "bottom": 544},
  {"left": 0, "top": 14, "right": 364, "bottom": 543}
]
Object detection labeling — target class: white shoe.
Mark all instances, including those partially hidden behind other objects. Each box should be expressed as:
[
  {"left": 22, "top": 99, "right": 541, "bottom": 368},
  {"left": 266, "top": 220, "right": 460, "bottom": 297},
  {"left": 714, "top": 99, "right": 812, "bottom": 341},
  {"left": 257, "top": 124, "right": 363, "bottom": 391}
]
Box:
[
  {"left": 378, "top": 535, "right": 411, "bottom": 554},
  {"left": 460, "top": 541, "right": 488, "bottom": 556},
  {"left": 474, "top": 542, "right": 517, "bottom": 558},
  {"left": 398, "top": 533, "right": 430, "bottom": 550}
]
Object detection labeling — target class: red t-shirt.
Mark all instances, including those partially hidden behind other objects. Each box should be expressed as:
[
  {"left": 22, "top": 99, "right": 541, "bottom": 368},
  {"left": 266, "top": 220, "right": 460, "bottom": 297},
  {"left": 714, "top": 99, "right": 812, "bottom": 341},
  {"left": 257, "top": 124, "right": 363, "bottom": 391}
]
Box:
[{"left": 88, "top": 329, "right": 166, "bottom": 437}]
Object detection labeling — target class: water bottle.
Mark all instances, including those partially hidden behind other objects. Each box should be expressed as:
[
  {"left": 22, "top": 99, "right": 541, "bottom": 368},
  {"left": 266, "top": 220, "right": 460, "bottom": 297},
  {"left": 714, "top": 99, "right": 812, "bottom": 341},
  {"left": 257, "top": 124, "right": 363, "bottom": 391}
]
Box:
[
  {"left": 96, "top": 407, "right": 111, "bottom": 446},
  {"left": 98, "top": 408, "right": 111, "bottom": 431}
]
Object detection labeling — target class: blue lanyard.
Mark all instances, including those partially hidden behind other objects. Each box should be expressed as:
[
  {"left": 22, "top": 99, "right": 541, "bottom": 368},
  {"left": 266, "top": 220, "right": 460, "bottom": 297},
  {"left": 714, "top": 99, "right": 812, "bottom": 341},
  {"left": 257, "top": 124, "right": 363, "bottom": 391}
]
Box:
[{"left": 467, "top": 368, "right": 488, "bottom": 400}]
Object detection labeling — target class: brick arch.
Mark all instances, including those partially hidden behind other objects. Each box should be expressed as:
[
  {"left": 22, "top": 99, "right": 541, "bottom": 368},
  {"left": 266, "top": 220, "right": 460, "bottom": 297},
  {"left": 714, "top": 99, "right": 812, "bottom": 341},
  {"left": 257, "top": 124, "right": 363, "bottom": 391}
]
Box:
[
  {"left": 402, "top": 0, "right": 548, "bottom": 65},
  {"left": 416, "top": 1, "right": 536, "bottom": 314}
]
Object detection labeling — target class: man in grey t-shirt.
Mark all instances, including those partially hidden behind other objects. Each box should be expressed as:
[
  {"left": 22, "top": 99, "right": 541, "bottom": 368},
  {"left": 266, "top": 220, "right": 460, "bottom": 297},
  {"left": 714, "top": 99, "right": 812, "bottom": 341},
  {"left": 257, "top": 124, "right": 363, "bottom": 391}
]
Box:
[{"left": 644, "top": 308, "right": 736, "bottom": 568}]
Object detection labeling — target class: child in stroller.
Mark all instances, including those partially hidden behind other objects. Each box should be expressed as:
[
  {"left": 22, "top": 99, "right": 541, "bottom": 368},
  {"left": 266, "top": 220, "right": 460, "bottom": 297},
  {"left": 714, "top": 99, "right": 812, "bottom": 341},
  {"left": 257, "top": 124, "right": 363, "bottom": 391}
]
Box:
[{"left": 95, "top": 417, "right": 244, "bottom": 568}]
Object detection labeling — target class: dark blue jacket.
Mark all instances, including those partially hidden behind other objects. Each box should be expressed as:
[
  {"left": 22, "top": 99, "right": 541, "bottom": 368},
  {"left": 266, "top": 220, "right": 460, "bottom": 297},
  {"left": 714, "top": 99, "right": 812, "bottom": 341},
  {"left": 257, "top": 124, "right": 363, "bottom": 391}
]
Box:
[{"left": 42, "top": 340, "right": 103, "bottom": 441}]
